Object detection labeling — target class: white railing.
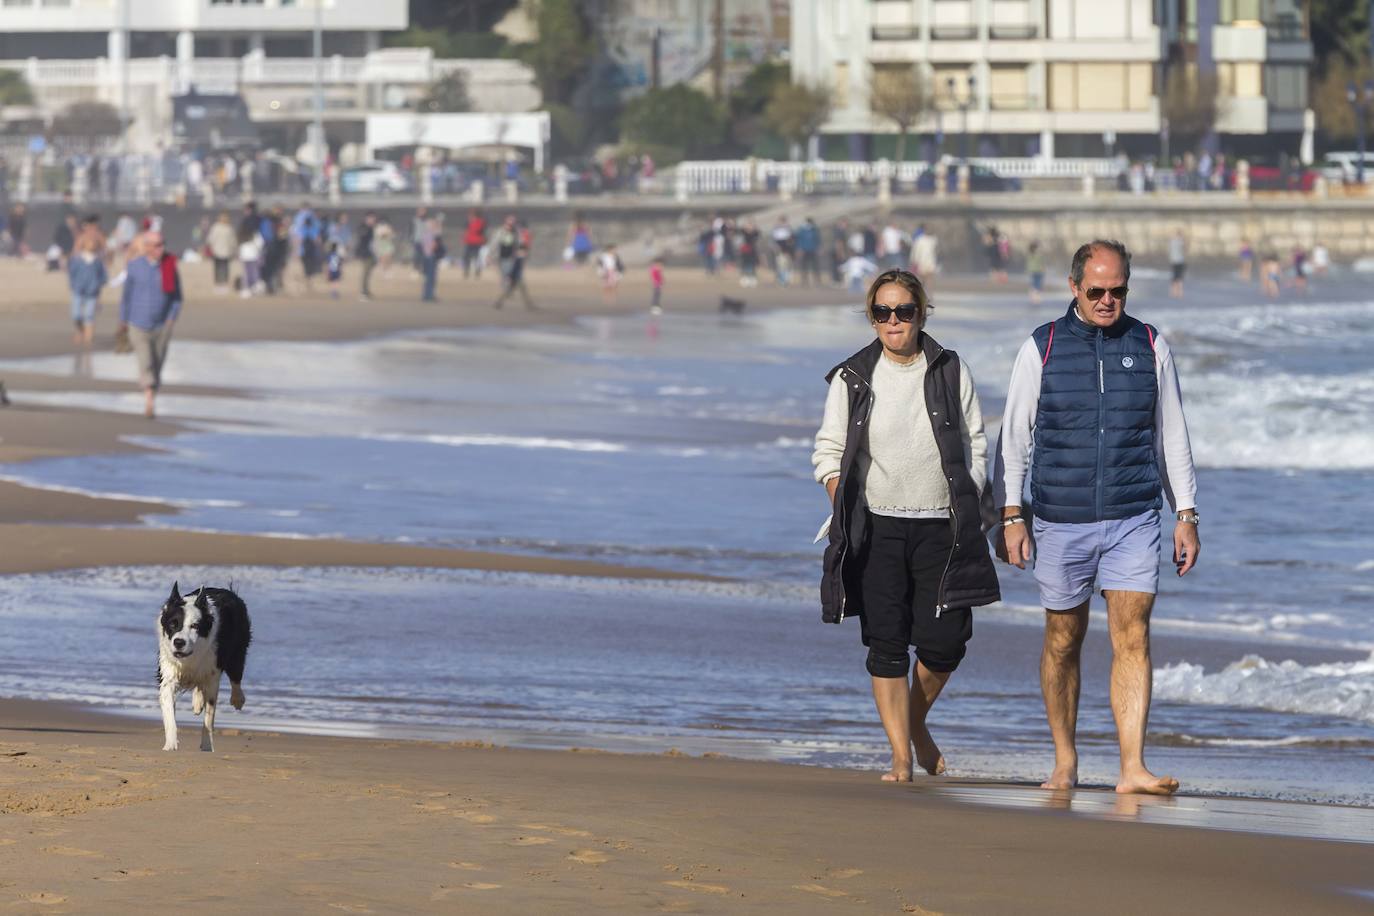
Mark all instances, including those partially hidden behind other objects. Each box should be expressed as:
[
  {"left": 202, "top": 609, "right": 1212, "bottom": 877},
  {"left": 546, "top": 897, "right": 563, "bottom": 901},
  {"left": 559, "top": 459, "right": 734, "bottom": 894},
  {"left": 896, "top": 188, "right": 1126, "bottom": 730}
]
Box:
[{"left": 675, "top": 157, "right": 1119, "bottom": 194}]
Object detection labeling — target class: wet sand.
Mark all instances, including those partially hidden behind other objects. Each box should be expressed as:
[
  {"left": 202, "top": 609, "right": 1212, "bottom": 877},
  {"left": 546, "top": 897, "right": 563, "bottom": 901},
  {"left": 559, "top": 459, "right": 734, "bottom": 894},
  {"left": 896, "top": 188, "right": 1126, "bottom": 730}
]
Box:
[{"left": 2, "top": 258, "right": 1371, "bottom": 913}]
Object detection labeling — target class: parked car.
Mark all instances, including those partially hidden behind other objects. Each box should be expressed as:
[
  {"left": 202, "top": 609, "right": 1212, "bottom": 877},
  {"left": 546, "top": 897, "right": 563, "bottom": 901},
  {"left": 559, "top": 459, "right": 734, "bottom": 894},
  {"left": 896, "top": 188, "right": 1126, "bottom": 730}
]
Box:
[
  {"left": 1316, "top": 151, "right": 1374, "bottom": 184},
  {"left": 913, "top": 163, "right": 1022, "bottom": 193},
  {"left": 1244, "top": 165, "right": 1318, "bottom": 192},
  {"left": 339, "top": 161, "right": 410, "bottom": 194}
]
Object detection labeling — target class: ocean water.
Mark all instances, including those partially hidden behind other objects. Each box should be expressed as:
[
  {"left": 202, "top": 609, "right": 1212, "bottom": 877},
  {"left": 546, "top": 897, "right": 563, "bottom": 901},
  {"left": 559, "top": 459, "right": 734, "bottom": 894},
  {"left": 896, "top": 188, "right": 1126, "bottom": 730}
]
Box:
[{"left": 1, "top": 273, "right": 1372, "bottom": 805}]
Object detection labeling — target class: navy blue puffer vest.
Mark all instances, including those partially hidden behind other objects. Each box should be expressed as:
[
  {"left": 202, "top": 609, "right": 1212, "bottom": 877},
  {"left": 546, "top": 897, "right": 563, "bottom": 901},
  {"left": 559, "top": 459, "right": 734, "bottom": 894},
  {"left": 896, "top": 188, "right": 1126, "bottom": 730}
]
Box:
[{"left": 1030, "top": 304, "right": 1161, "bottom": 523}]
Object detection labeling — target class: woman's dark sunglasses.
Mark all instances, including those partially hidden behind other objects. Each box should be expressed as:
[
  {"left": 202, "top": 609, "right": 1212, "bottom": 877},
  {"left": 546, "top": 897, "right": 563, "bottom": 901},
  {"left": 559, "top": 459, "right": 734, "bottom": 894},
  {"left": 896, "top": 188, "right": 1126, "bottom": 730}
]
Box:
[
  {"left": 871, "top": 303, "right": 918, "bottom": 323},
  {"left": 1085, "top": 286, "right": 1128, "bottom": 301}
]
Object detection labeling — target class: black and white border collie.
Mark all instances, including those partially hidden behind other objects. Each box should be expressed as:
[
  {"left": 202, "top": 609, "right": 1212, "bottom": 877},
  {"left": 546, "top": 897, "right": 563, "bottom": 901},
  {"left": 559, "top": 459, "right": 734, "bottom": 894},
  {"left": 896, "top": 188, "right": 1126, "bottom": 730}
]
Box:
[{"left": 158, "top": 582, "right": 252, "bottom": 752}]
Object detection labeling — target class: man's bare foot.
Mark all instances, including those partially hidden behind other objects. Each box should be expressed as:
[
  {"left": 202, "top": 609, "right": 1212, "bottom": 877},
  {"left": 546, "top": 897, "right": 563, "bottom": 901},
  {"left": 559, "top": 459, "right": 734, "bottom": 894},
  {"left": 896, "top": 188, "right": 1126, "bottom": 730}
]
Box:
[
  {"left": 1116, "top": 769, "right": 1179, "bottom": 796},
  {"left": 914, "top": 727, "right": 946, "bottom": 776},
  {"left": 881, "top": 757, "right": 913, "bottom": 783},
  {"left": 1040, "top": 763, "right": 1078, "bottom": 790}
]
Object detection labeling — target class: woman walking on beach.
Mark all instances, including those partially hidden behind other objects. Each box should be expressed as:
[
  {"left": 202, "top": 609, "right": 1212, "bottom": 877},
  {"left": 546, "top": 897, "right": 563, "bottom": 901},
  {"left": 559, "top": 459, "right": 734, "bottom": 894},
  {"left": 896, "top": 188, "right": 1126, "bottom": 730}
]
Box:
[
  {"left": 207, "top": 211, "right": 237, "bottom": 294},
  {"left": 67, "top": 228, "right": 107, "bottom": 346},
  {"left": 813, "top": 269, "right": 1000, "bottom": 782}
]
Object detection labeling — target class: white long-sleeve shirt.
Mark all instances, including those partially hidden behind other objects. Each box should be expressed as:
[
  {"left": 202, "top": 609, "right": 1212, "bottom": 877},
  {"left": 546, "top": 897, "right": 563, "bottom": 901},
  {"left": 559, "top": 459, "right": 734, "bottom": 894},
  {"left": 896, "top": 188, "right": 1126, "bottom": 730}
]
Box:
[
  {"left": 991, "top": 319, "right": 1197, "bottom": 514},
  {"left": 813, "top": 352, "right": 987, "bottom": 518}
]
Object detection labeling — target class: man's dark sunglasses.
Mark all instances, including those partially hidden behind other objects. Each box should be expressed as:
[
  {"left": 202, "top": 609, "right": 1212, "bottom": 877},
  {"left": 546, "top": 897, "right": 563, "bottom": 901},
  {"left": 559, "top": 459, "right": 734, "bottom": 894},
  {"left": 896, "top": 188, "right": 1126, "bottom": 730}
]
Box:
[
  {"left": 1085, "top": 286, "right": 1128, "bottom": 301},
  {"left": 871, "top": 303, "right": 919, "bottom": 323}
]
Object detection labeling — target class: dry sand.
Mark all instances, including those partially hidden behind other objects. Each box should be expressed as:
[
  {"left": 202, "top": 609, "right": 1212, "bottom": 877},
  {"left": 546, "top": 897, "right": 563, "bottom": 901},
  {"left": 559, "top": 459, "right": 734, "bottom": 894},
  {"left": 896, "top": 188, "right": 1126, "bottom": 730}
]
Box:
[{"left": 2, "top": 257, "right": 1371, "bottom": 914}]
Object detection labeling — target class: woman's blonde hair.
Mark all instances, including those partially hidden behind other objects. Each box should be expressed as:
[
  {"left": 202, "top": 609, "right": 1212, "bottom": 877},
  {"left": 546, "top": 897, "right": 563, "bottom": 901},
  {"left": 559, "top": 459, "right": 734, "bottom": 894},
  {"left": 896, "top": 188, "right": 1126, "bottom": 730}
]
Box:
[{"left": 865, "top": 269, "right": 933, "bottom": 323}]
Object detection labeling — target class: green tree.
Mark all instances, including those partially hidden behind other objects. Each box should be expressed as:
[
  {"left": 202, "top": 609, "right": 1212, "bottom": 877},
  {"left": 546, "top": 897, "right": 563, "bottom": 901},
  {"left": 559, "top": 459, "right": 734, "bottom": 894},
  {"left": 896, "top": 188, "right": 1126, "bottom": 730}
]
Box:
[
  {"left": 727, "top": 59, "right": 789, "bottom": 152},
  {"left": 1312, "top": 57, "right": 1374, "bottom": 141},
  {"left": 1310, "top": 0, "right": 1366, "bottom": 79},
  {"left": 763, "top": 81, "right": 831, "bottom": 159},
  {"left": 416, "top": 71, "right": 472, "bottom": 112},
  {"left": 621, "top": 85, "right": 726, "bottom": 161},
  {"left": 518, "top": 0, "right": 592, "bottom": 106},
  {"left": 386, "top": 27, "right": 510, "bottom": 59},
  {"left": 51, "top": 101, "right": 123, "bottom": 138},
  {"left": 869, "top": 63, "right": 930, "bottom": 162},
  {"left": 407, "top": 0, "right": 519, "bottom": 32},
  {"left": 0, "top": 69, "right": 34, "bottom": 106},
  {"left": 1160, "top": 67, "right": 1222, "bottom": 153}
]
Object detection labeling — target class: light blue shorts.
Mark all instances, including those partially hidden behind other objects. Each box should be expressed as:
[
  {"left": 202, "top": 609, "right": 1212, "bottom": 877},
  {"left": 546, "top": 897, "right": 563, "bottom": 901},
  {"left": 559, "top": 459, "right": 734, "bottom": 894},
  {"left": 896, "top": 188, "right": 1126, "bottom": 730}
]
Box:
[
  {"left": 1032, "top": 510, "right": 1161, "bottom": 610},
  {"left": 71, "top": 294, "right": 98, "bottom": 324}
]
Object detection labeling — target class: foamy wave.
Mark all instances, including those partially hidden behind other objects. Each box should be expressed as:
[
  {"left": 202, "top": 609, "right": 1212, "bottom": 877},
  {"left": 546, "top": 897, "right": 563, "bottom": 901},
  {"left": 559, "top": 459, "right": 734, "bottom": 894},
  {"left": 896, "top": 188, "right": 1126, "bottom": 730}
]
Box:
[
  {"left": 366, "top": 433, "right": 628, "bottom": 453},
  {"left": 1184, "top": 369, "right": 1374, "bottom": 470},
  {"left": 0, "top": 474, "right": 244, "bottom": 510},
  {"left": 1154, "top": 653, "right": 1374, "bottom": 724}
]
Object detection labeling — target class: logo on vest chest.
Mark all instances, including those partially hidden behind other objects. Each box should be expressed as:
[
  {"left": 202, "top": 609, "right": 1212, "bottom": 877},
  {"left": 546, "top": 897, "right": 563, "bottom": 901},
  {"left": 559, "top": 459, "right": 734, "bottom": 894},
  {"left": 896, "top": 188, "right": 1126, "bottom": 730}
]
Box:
[{"left": 1121, "top": 356, "right": 1135, "bottom": 368}]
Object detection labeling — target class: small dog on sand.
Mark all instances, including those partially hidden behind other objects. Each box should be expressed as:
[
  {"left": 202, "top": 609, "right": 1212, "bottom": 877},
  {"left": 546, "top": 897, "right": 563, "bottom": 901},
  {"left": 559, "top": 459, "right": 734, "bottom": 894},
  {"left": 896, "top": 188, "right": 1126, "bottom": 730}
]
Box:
[
  {"left": 719, "top": 296, "right": 746, "bottom": 316},
  {"left": 158, "top": 582, "right": 252, "bottom": 752}
]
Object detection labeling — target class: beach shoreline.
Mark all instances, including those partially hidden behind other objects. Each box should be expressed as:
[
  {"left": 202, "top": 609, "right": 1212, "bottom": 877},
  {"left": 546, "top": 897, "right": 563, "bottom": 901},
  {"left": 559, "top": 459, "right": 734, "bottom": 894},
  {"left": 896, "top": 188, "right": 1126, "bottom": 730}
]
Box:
[{"left": 4, "top": 258, "right": 1373, "bottom": 911}]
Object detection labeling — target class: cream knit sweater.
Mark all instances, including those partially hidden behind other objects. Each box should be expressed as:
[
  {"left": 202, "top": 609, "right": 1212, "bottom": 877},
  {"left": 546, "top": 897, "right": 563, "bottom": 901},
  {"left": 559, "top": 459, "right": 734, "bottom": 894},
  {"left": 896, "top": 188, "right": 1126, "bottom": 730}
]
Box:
[{"left": 812, "top": 351, "right": 987, "bottom": 518}]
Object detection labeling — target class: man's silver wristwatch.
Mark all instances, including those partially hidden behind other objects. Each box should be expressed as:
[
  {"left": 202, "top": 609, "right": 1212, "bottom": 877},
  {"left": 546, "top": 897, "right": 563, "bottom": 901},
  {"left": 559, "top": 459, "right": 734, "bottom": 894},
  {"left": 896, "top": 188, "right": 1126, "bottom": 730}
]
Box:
[{"left": 1176, "top": 510, "right": 1200, "bottom": 525}]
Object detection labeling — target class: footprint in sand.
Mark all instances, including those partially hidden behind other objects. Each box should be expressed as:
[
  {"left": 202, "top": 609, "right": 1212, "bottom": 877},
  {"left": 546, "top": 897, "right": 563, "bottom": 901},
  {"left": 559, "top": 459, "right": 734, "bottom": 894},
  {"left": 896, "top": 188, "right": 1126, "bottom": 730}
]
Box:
[
  {"left": 40, "top": 845, "right": 103, "bottom": 858},
  {"left": 795, "top": 884, "right": 848, "bottom": 898},
  {"left": 413, "top": 802, "right": 448, "bottom": 813},
  {"left": 454, "top": 811, "right": 496, "bottom": 824},
  {"left": 663, "top": 880, "right": 730, "bottom": 895},
  {"left": 0, "top": 839, "right": 16, "bottom": 846},
  {"left": 520, "top": 822, "right": 593, "bottom": 838},
  {"left": 433, "top": 883, "right": 502, "bottom": 900},
  {"left": 825, "top": 867, "right": 864, "bottom": 880},
  {"left": 567, "top": 849, "right": 609, "bottom": 865},
  {"left": 448, "top": 862, "right": 484, "bottom": 871},
  {"left": 98, "top": 868, "right": 157, "bottom": 883},
  {"left": 21, "top": 893, "right": 67, "bottom": 906},
  {"left": 326, "top": 904, "right": 373, "bottom": 913},
  {"left": 509, "top": 836, "right": 554, "bottom": 846}
]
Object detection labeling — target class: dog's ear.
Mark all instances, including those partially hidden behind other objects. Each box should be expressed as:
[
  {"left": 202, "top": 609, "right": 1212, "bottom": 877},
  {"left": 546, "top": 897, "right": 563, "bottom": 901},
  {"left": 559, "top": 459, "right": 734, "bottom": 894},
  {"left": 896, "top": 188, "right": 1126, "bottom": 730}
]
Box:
[
  {"left": 168, "top": 581, "right": 181, "bottom": 604},
  {"left": 194, "top": 585, "right": 209, "bottom": 611}
]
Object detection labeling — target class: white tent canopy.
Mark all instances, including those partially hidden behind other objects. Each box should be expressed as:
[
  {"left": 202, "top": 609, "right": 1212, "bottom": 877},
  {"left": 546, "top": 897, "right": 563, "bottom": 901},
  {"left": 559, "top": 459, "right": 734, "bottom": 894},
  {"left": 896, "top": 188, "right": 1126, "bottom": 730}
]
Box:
[{"left": 364, "top": 112, "right": 551, "bottom": 172}]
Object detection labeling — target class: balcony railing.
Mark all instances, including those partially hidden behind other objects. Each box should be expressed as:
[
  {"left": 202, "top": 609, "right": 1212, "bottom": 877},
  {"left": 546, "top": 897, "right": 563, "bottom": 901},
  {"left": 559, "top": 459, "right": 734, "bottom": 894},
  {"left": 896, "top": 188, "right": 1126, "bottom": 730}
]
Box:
[{"left": 871, "top": 26, "right": 921, "bottom": 41}]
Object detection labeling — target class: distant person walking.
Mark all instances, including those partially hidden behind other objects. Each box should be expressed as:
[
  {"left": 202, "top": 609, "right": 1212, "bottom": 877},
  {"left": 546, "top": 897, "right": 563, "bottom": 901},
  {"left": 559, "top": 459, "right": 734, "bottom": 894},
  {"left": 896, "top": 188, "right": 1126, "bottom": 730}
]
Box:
[
  {"left": 1168, "top": 229, "right": 1187, "bottom": 298},
  {"left": 418, "top": 216, "right": 443, "bottom": 303},
  {"left": 462, "top": 208, "right": 487, "bottom": 278},
  {"left": 1025, "top": 241, "right": 1046, "bottom": 304},
  {"left": 118, "top": 230, "right": 182, "bottom": 418},
  {"left": 356, "top": 211, "right": 377, "bottom": 301},
  {"left": 7, "top": 202, "right": 26, "bottom": 258},
  {"left": 1237, "top": 237, "right": 1255, "bottom": 282},
  {"left": 795, "top": 217, "right": 822, "bottom": 287},
  {"left": 908, "top": 225, "right": 938, "bottom": 284},
  {"left": 492, "top": 220, "right": 536, "bottom": 311},
  {"left": 649, "top": 257, "right": 665, "bottom": 314},
  {"left": 597, "top": 245, "right": 623, "bottom": 305},
  {"left": 568, "top": 217, "right": 594, "bottom": 266},
  {"left": 68, "top": 228, "right": 107, "bottom": 347},
  {"left": 206, "top": 211, "right": 237, "bottom": 294},
  {"left": 237, "top": 219, "right": 262, "bottom": 298}
]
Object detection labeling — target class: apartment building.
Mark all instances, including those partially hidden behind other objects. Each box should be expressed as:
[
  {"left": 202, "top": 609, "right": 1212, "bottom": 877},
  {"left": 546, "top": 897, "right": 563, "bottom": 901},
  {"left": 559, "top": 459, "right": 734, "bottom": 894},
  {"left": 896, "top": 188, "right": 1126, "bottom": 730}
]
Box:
[
  {"left": 791, "top": 0, "right": 1312, "bottom": 160},
  {"left": 0, "top": 0, "right": 539, "bottom": 152}
]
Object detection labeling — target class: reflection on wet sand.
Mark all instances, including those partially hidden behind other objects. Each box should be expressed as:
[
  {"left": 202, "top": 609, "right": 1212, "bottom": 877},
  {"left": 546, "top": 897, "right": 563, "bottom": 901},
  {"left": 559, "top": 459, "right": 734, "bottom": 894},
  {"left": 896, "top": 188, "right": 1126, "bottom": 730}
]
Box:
[{"left": 929, "top": 784, "right": 1374, "bottom": 844}]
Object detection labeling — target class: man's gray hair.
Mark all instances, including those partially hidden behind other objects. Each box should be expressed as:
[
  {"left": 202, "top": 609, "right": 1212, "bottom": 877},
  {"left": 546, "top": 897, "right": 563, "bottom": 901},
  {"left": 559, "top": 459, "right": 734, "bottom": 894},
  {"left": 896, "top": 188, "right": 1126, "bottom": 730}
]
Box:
[{"left": 1070, "top": 239, "right": 1131, "bottom": 286}]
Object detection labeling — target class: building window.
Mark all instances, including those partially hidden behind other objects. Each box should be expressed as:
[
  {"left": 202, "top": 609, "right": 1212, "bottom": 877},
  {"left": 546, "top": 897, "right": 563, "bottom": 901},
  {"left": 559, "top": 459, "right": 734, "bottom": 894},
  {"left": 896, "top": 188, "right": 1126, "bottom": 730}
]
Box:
[
  {"left": 931, "top": 0, "right": 976, "bottom": 40},
  {"left": 833, "top": 62, "right": 849, "bottom": 108},
  {"left": 989, "top": 64, "right": 1031, "bottom": 109},
  {"left": 1219, "top": 0, "right": 1262, "bottom": 23},
  {"left": 872, "top": 26, "right": 922, "bottom": 40},
  {"left": 932, "top": 64, "right": 974, "bottom": 109},
  {"left": 1049, "top": 63, "right": 1152, "bottom": 111},
  {"left": 1265, "top": 64, "right": 1306, "bottom": 110}
]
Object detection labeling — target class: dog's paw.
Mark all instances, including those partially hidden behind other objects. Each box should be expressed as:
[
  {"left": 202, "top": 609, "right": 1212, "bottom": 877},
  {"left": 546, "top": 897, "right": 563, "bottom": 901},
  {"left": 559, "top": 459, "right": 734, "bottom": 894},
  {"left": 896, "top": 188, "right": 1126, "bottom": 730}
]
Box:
[
  {"left": 191, "top": 689, "right": 205, "bottom": 715},
  {"left": 230, "top": 687, "right": 245, "bottom": 710},
  {"left": 162, "top": 739, "right": 178, "bottom": 751},
  {"left": 199, "top": 739, "right": 214, "bottom": 753}
]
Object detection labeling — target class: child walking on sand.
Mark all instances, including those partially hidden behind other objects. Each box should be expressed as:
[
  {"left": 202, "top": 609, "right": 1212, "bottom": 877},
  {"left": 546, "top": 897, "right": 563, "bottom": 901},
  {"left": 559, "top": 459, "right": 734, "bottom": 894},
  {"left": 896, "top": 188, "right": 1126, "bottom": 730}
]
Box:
[
  {"left": 68, "top": 232, "right": 107, "bottom": 346},
  {"left": 649, "top": 258, "right": 665, "bottom": 314},
  {"left": 597, "top": 245, "right": 624, "bottom": 305},
  {"left": 326, "top": 241, "right": 344, "bottom": 300}
]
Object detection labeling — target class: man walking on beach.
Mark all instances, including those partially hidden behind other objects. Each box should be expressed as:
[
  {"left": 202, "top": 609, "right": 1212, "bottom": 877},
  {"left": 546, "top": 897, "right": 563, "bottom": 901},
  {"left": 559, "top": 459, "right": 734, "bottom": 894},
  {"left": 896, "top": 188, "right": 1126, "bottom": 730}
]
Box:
[
  {"left": 993, "top": 239, "right": 1199, "bottom": 795},
  {"left": 118, "top": 230, "right": 182, "bottom": 419},
  {"left": 356, "top": 211, "right": 377, "bottom": 301}
]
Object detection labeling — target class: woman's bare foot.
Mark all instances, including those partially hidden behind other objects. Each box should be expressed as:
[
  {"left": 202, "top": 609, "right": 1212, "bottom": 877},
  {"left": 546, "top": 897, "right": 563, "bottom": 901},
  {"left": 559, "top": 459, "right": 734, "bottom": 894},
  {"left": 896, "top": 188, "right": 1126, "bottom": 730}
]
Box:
[
  {"left": 1040, "top": 763, "right": 1078, "bottom": 790},
  {"left": 881, "top": 756, "right": 913, "bottom": 783},
  {"left": 1116, "top": 768, "right": 1179, "bottom": 796},
  {"left": 914, "top": 726, "right": 945, "bottom": 776}
]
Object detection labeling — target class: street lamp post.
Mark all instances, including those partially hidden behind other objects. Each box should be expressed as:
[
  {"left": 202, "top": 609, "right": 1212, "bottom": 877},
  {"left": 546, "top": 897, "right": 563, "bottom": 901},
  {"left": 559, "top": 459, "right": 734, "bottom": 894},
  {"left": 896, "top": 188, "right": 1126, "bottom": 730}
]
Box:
[
  {"left": 312, "top": 0, "right": 325, "bottom": 194},
  {"left": 946, "top": 74, "right": 976, "bottom": 164},
  {"left": 1348, "top": 82, "right": 1370, "bottom": 185}
]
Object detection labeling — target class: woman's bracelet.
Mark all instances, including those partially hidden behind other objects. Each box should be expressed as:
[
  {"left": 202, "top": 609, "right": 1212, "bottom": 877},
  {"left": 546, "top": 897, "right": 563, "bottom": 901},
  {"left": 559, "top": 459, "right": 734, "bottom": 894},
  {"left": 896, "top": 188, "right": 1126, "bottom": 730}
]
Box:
[{"left": 1000, "top": 515, "right": 1026, "bottom": 528}]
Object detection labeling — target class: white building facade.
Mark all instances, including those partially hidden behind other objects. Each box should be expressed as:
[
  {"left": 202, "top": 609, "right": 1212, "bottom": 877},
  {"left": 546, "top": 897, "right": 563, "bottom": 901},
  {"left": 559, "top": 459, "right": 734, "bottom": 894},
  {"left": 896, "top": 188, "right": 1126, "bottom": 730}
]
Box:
[
  {"left": 0, "top": 0, "right": 539, "bottom": 152},
  {"left": 791, "top": 0, "right": 1312, "bottom": 160}
]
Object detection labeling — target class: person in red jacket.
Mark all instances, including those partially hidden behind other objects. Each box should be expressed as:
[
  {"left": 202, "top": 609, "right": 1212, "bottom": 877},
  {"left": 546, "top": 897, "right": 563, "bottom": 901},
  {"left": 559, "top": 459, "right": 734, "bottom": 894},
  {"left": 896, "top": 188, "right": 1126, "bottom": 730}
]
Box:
[{"left": 462, "top": 208, "right": 487, "bottom": 279}]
